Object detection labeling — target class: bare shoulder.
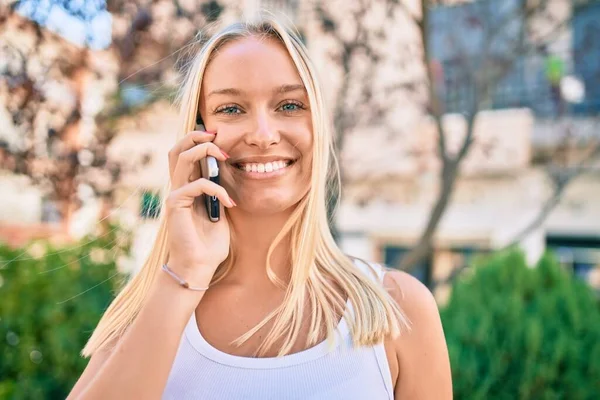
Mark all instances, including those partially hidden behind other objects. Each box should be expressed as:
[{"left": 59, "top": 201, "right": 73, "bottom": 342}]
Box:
[
  {"left": 383, "top": 269, "right": 439, "bottom": 316},
  {"left": 383, "top": 270, "right": 453, "bottom": 399}
]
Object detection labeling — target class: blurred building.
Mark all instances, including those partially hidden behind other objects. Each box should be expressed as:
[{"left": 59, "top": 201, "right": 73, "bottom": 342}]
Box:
[
  {"left": 1, "top": 0, "right": 599, "bottom": 299},
  {"left": 110, "top": 0, "right": 600, "bottom": 298},
  {"left": 330, "top": 0, "right": 600, "bottom": 300}
]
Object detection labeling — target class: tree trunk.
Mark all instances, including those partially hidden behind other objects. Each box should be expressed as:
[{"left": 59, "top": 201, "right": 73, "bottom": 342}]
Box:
[{"left": 399, "top": 160, "right": 459, "bottom": 287}]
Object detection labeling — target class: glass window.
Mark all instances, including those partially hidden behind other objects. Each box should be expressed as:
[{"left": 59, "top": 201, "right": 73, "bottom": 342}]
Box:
[
  {"left": 382, "top": 245, "right": 432, "bottom": 283},
  {"left": 428, "top": 0, "right": 600, "bottom": 118},
  {"left": 547, "top": 235, "right": 600, "bottom": 287},
  {"left": 429, "top": 0, "right": 526, "bottom": 115},
  {"left": 572, "top": 2, "right": 600, "bottom": 115},
  {"left": 140, "top": 191, "right": 161, "bottom": 219}
]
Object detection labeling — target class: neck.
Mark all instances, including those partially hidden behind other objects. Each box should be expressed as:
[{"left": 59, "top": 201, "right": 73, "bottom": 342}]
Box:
[{"left": 224, "top": 207, "right": 296, "bottom": 288}]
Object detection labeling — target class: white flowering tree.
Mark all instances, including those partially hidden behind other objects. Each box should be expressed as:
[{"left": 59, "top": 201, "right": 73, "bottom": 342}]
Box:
[{"left": 0, "top": 0, "right": 225, "bottom": 233}]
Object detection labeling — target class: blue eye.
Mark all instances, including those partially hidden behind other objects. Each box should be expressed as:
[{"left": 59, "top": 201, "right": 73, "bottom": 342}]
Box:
[
  {"left": 282, "top": 103, "right": 299, "bottom": 111},
  {"left": 279, "top": 101, "right": 305, "bottom": 112},
  {"left": 216, "top": 105, "right": 241, "bottom": 115}
]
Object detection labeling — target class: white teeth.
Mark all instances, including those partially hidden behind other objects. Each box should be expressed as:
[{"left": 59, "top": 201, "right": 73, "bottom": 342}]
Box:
[{"left": 238, "top": 160, "right": 291, "bottom": 173}]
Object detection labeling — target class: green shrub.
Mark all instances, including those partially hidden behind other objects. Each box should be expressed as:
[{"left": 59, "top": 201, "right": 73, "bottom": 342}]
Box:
[
  {"left": 441, "top": 250, "right": 600, "bottom": 399},
  {"left": 0, "top": 227, "right": 129, "bottom": 399}
]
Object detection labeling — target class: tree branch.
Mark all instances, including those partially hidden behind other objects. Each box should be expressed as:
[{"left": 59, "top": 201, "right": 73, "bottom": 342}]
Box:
[
  {"left": 419, "top": 0, "right": 450, "bottom": 163},
  {"left": 396, "top": 0, "right": 571, "bottom": 280},
  {"left": 503, "top": 141, "right": 600, "bottom": 249}
]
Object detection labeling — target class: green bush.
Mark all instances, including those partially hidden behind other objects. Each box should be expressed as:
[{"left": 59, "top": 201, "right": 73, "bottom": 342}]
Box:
[
  {"left": 0, "top": 227, "right": 129, "bottom": 399},
  {"left": 441, "top": 250, "right": 600, "bottom": 399}
]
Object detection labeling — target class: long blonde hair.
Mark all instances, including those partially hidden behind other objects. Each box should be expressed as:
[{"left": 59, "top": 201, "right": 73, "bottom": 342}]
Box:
[{"left": 83, "top": 14, "right": 409, "bottom": 358}]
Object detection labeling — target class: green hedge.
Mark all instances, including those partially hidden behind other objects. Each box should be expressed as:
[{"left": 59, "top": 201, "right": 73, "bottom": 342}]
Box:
[
  {"left": 441, "top": 250, "right": 600, "bottom": 399},
  {"left": 2, "top": 233, "right": 600, "bottom": 399},
  {"left": 0, "top": 227, "right": 129, "bottom": 399}
]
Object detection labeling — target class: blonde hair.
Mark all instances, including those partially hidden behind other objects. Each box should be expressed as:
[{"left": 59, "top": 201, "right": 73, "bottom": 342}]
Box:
[{"left": 83, "top": 14, "right": 409, "bottom": 358}]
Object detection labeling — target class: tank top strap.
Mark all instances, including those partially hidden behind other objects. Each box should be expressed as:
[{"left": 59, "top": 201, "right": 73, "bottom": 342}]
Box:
[{"left": 350, "top": 258, "right": 394, "bottom": 399}]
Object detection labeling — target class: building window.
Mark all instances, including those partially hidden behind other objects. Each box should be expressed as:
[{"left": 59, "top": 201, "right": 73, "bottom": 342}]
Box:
[
  {"left": 546, "top": 235, "right": 600, "bottom": 287},
  {"left": 572, "top": 1, "right": 600, "bottom": 115},
  {"left": 140, "top": 191, "right": 161, "bottom": 219},
  {"left": 428, "top": 0, "right": 600, "bottom": 118},
  {"left": 382, "top": 245, "right": 432, "bottom": 283}
]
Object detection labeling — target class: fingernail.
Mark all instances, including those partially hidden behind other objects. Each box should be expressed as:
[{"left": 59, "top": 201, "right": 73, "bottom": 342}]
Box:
[
  {"left": 220, "top": 150, "right": 230, "bottom": 159},
  {"left": 206, "top": 130, "right": 217, "bottom": 135},
  {"left": 230, "top": 198, "right": 237, "bottom": 207}
]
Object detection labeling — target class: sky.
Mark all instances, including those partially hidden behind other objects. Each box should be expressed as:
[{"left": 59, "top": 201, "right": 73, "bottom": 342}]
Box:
[{"left": 16, "top": 0, "right": 112, "bottom": 50}]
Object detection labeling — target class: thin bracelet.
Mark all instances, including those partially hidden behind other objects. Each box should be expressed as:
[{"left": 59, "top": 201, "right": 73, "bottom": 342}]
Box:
[{"left": 161, "top": 264, "right": 210, "bottom": 291}]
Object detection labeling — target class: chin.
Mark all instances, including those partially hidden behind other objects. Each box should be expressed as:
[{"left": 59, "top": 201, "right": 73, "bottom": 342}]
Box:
[
  {"left": 236, "top": 192, "right": 302, "bottom": 215},
  {"left": 222, "top": 166, "right": 311, "bottom": 216}
]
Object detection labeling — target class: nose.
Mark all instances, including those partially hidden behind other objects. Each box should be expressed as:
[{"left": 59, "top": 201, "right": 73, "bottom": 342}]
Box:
[{"left": 244, "top": 111, "right": 280, "bottom": 149}]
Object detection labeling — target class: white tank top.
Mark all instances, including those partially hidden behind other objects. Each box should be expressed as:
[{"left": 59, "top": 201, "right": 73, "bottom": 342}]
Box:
[{"left": 162, "top": 261, "right": 394, "bottom": 399}]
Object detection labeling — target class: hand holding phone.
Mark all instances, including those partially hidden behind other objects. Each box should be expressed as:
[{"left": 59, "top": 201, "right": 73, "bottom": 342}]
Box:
[
  {"left": 197, "top": 117, "right": 220, "bottom": 222},
  {"left": 162, "top": 117, "right": 233, "bottom": 284}
]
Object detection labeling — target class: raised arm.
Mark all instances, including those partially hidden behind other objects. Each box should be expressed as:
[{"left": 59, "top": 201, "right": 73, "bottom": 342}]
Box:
[{"left": 68, "top": 129, "right": 235, "bottom": 399}]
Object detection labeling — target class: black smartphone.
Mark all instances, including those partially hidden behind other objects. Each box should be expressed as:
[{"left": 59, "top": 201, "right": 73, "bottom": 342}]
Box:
[{"left": 196, "top": 116, "right": 220, "bottom": 222}]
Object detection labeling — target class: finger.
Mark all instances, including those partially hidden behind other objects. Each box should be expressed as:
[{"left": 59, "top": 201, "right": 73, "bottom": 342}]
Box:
[
  {"left": 171, "top": 142, "right": 229, "bottom": 189},
  {"left": 167, "top": 178, "right": 235, "bottom": 210},
  {"left": 168, "top": 131, "right": 216, "bottom": 180}
]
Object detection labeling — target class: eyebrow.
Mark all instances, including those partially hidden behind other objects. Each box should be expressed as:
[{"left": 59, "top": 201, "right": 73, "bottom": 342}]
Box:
[
  {"left": 207, "top": 88, "right": 243, "bottom": 98},
  {"left": 207, "top": 84, "right": 306, "bottom": 98},
  {"left": 276, "top": 84, "right": 306, "bottom": 94}
]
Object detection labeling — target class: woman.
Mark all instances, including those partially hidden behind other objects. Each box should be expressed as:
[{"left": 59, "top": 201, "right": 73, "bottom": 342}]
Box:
[{"left": 68, "top": 15, "right": 452, "bottom": 400}]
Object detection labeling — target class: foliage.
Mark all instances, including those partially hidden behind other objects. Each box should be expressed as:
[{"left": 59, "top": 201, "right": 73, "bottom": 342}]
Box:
[
  {"left": 2, "top": 232, "right": 600, "bottom": 399},
  {"left": 1, "top": 0, "right": 226, "bottom": 221},
  {"left": 441, "top": 250, "right": 600, "bottom": 399},
  {"left": 0, "top": 227, "right": 129, "bottom": 399}
]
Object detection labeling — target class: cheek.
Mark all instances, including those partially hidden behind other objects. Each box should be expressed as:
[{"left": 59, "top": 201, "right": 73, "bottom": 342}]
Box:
[
  {"left": 292, "top": 119, "right": 313, "bottom": 153},
  {"left": 298, "top": 130, "right": 313, "bottom": 165},
  {"left": 296, "top": 140, "right": 314, "bottom": 189},
  {"left": 212, "top": 126, "right": 243, "bottom": 149}
]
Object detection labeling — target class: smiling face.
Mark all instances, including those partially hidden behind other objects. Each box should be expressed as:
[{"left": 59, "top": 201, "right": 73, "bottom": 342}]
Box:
[{"left": 199, "top": 36, "right": 313, "bottom": 215}]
